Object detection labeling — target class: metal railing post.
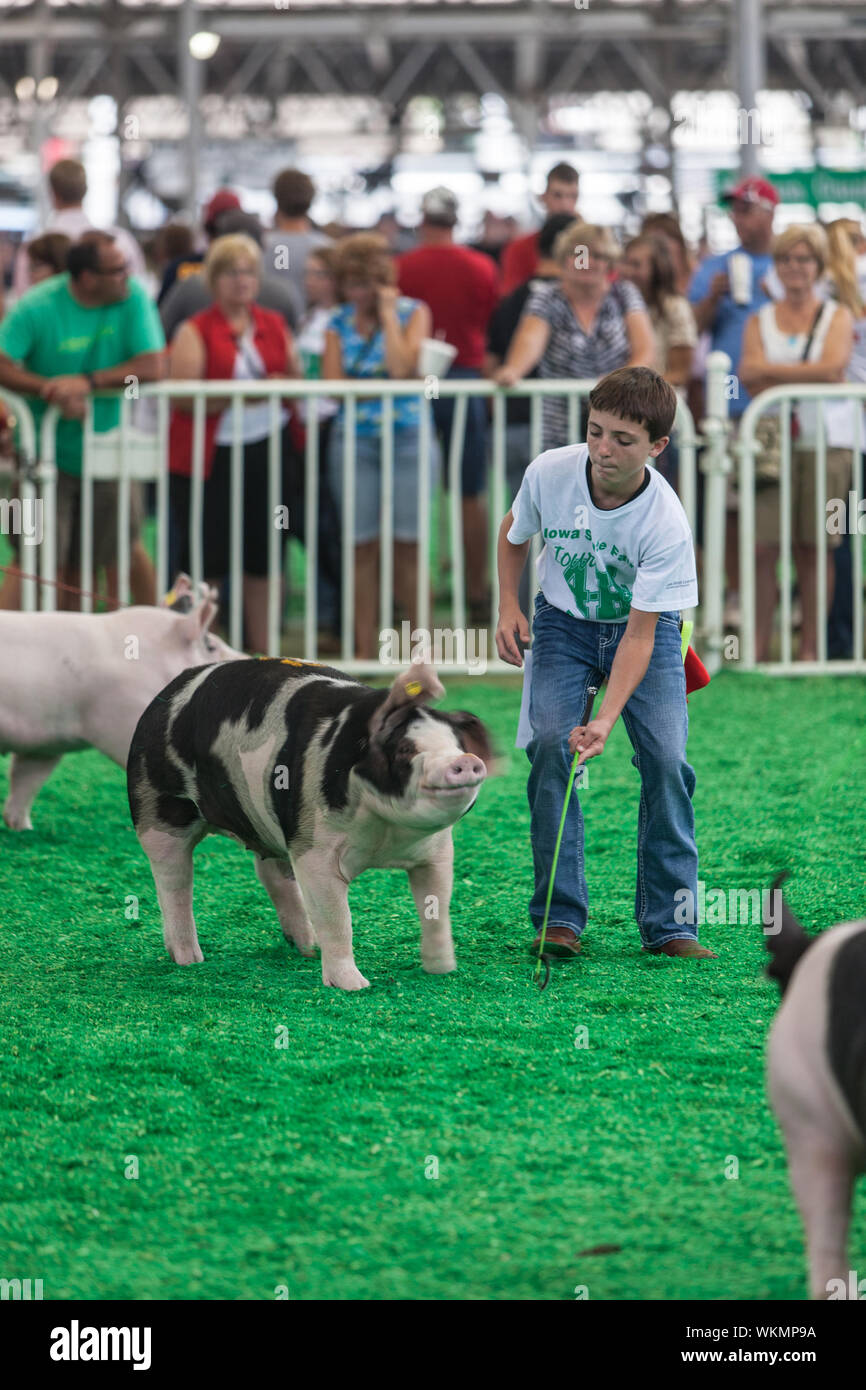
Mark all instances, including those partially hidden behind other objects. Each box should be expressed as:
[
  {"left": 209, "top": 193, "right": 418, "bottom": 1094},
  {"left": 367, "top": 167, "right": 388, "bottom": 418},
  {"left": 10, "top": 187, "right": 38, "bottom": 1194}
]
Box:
[
  {"left": 117, "top": 393, "right": 131, "bottom": 608},
  {"left": 779, "top": 398, "right": 793, "bottom": 667},
  {"left": 701, "top": 351, "right": 731, "bottom": 674},
  {"left": 81, "top": 401, "right": 95, "bottom": 612},
  {"left": 303, "top": 392, "right": 319, "bottom": 661},
  {"left": 379, "top": 395, "right": 395, "bottom": 645},
  {"left": 267, "top": 394, "right": 281, "bottom": 658},
  {"left": 341, "top": 396, "right": 357, "bottom": 664},
  {"left": 0, "top": 390, "right": 42, "bottom": 612},
  {"left": 229, "top": 396, "right": 244, "bottom": 651}
]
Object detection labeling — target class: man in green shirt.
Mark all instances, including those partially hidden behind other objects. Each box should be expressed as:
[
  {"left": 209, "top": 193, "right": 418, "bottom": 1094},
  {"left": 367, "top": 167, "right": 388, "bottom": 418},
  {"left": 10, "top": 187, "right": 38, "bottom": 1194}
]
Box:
[{"left": 0, "top": 230, "right": 165, "bottom": 608}]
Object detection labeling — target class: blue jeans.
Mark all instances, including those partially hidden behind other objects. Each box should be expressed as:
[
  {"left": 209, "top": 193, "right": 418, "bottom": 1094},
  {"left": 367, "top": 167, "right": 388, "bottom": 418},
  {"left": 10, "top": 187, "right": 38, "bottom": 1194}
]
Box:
[{"left": 526, "top": 595, "right": 699, "bottom": 949}]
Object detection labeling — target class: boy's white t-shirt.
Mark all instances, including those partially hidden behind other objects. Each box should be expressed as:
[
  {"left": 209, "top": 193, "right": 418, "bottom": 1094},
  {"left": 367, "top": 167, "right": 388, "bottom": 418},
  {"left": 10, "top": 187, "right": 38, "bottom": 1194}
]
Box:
[{"left": 507, "top": 443, "right": 698, "bottom": 621}]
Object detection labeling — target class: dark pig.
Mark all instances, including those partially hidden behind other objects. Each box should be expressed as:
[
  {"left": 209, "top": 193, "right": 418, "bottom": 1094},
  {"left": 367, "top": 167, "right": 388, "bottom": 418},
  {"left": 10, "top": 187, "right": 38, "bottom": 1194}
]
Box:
[
  {"left": 766, "top": 875, "right": 866, "bottom": 1298},
  {"left": 127, "top": 658, "right": 495, "bottom": 990}
]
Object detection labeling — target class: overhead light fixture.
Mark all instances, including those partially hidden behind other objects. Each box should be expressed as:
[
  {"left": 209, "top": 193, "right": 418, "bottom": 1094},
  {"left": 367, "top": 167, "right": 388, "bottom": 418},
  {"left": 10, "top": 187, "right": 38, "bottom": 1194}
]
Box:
[
  {"left": 15, "top": 76, "right": 36, "bottom": 100},
  {"left": 37, "top": 76, "right": 58, "bottom": 101},
  {"left": 189, "top": 32, "right": 221, "bottom": 61}
]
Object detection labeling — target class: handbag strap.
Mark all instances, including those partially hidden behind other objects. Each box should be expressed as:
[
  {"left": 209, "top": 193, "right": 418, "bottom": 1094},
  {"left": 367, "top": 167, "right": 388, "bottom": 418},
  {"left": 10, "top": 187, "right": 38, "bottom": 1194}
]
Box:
[
  {"left": 800, "top": 302, "right": 827, "bottom": 362},
  {"left": 791, "top": 303, "right": 831, "bottom": 432}
]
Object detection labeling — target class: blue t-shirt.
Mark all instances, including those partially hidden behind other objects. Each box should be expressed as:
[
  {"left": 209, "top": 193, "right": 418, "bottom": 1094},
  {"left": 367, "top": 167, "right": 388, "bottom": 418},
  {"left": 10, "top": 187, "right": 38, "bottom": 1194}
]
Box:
[
  {"left": 328, "top": 297, "right": 422, "bottom": 435},
  {"left": 688, "top": 248, "right": 775, "bottom": 417}
]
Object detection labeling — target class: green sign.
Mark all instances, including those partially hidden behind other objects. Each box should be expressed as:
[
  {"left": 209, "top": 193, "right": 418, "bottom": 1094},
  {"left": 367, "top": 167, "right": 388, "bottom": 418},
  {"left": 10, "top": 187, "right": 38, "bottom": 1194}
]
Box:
[{"left": 715, "top": 168, "right": 866, "bottom": 207}]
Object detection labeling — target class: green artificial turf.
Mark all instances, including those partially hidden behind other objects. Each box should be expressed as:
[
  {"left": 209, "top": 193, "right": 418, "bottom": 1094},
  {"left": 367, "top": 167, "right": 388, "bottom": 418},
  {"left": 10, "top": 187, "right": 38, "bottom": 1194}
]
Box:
[{"left": 1, "top": 670, "right": 864, "bottom": 1301}]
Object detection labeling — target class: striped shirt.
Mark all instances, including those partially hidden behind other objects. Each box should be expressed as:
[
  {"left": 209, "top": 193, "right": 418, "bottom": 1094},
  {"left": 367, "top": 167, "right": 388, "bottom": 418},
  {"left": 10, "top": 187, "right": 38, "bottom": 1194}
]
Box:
[{"left": 523, "top": 279, "right": 647, "bottom": 448}]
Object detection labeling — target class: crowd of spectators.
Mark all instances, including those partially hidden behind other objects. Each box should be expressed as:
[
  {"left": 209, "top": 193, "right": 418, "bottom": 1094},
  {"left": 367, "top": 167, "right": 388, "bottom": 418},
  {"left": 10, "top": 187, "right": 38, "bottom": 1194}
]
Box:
[{"left": 1, "top": 156, "right": 865, "bottom": 660}]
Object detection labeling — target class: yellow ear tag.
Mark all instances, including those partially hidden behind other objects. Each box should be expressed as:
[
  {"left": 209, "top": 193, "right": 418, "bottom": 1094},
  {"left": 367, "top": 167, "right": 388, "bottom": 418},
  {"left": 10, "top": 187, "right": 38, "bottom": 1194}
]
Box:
[
  {"left": 405, "top": 680, "right": 422, "bottom": 696},
  {"left": 163, "top": 588, "right": 177, "bottom": 606}
]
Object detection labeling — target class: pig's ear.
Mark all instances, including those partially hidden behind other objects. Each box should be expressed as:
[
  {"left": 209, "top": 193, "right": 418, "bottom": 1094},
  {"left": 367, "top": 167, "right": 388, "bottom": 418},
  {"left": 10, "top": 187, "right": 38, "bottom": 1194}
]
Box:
[
  {"left": 162, "top": 572, "right": 194, "bottom": 611},
  {"left": 369, "top": 661, "right": 445, "bottom": 737},
  {"left": 178, "top": 590, "right": 218, "bottom": 642},
  {"left": 441, "top": 710, "right": 502, "bottom": 776},
  {"left": 196, "top": 579, "right": 218, "bottom": 606}
]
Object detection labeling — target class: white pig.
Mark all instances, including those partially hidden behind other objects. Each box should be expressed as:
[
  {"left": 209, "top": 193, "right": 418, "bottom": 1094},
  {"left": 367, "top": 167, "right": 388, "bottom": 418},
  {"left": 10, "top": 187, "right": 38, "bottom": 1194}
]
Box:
[{"left": 0, "top": 574, "right": 243, "bottom": 830}]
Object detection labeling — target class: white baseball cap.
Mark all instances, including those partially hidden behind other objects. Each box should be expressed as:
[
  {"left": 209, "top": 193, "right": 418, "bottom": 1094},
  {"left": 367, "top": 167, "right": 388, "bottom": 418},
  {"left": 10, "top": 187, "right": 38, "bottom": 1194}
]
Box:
[{"left": 421, "top": 186, "right": 459, "bottom": 224}]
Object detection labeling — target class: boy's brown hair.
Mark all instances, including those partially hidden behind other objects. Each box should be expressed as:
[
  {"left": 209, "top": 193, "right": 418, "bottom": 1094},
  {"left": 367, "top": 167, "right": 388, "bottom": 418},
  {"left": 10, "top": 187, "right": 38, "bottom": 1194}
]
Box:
[{"left": 588, "top": 366, "right": 677, "bottom": 441}]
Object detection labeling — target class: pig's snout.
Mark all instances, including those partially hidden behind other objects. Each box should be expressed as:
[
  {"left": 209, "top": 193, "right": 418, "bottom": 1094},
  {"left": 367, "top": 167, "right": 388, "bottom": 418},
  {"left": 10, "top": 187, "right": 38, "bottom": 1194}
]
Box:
[
  {"left": 441, "top": 754, "right": 486, "bottom": 788},
  {"left": 445, "top": 754, "right": 485, "bottom": 786}
]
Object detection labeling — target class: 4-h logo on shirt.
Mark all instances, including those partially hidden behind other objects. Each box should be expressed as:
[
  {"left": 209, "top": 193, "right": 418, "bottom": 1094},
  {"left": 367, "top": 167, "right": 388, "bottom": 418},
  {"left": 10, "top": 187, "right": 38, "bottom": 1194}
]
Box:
[{"left": 563, "top": 552, "right": 632, "bottom": 620}]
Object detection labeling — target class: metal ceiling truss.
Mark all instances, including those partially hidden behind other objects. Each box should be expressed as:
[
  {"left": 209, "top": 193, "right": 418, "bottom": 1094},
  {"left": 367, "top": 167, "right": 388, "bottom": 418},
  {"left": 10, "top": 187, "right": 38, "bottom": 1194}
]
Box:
[{"left": 1, "top": 4, "right": 865, "bottom": 110}]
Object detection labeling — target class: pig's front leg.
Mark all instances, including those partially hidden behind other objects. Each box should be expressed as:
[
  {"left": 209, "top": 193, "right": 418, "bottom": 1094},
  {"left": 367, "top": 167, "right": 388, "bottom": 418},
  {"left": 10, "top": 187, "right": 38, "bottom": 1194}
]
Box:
[
  {"left": 292, "top": 854, "right": 369, "bottom": 990},
  {"left": 408, "top": 837, "right": 456, "bottom": 975},
  {"left": 786, "top": 1137, "right": 855, "bottom": 1299},
  {"left": 3, "top": 753, "right": 62, "bottom": 830},
  {"left": 255, "top": 856, "right": 317, "bottom": 957}
]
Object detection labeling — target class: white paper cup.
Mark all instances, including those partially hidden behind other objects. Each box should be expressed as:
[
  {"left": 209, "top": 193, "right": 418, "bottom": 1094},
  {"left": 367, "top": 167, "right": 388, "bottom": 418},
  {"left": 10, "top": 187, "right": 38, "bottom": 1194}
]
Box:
[
  {"left": 417, "top": 338, "right": 458, "bottom": 378},
  {"left": 728, "top": 252, "right": 753, "bottom": 306}
]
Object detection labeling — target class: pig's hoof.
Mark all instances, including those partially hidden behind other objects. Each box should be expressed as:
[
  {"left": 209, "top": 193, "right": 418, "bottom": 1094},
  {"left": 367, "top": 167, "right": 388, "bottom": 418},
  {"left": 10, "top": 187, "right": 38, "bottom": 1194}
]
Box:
[
  {"left": 282, "top": 926, "right": 317, "bottom": 956},
  {"left": 169, "top": 945, "right": 204, "bottom": 965},
  {"left": 423, "top": 956, "right": 457, "bottom": 975},
  {"left": 3, "top": 807, "right": 33, "bottom": 831},
  {"left": 323, "top": 965, "right": 370, "bottom": 991}
]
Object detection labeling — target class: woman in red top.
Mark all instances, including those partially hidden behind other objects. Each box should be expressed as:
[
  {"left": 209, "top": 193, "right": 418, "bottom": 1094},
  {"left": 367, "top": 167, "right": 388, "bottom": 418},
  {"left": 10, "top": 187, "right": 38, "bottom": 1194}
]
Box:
[{"left": 169, "top": 233, "right": 301, "bottom": 652}]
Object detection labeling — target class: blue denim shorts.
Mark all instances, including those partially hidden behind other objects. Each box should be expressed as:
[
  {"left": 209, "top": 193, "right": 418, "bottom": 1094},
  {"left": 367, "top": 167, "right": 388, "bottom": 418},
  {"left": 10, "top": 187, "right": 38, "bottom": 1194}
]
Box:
[{"left": 327, "top": 425, "right": 441, "bottom": 544}]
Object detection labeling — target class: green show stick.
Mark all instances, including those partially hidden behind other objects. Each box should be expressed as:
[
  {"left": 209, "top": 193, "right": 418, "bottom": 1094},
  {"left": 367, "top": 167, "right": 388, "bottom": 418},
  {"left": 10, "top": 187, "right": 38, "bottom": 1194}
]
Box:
[{"left": 533, "top": 683, "right": 598, "bottom": 985}]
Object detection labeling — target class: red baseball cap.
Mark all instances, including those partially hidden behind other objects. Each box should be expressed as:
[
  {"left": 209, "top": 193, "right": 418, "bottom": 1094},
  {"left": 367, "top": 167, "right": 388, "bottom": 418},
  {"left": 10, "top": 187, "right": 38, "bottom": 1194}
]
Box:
[
  {"left": 203, "top": 189, "right": 242, "bottom": 228},
  {"left": 721, "top": 176, "right": 779, "bottom": 211}
]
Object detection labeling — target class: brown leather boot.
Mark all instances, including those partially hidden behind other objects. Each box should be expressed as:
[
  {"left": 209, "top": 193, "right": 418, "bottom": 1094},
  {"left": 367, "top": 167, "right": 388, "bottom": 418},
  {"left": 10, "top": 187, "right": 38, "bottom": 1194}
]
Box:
[
  {"left": 528, "top": 926, "right": 582, "bottom": 959},
  {"left": 643, "top": 939, "right": 718, "bottom": 959}
]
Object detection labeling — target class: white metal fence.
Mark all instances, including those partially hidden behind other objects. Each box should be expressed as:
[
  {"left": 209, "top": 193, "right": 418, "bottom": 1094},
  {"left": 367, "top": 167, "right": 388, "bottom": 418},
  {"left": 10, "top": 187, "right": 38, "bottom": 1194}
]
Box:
[
  {"left": 1, "top": 377, "right": 700, "bottom": 673},
  {"left": 735, "top": 382, "right": 866, "bottom": 672},
  {"left": 6, "top": 361, "right": 861, "bottom": 676},
  {"left": 0, "top": 386, "right": 48, "bottom": 614}
]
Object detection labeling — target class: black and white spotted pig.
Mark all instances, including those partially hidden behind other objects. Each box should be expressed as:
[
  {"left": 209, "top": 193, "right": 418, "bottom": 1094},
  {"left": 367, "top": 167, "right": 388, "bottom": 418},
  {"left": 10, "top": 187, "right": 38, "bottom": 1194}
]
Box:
[
  {"left": 766, "top": 876, "right": 866, "bottom": 1299},
  {"left": 127, "top": 657, "right": 494, "bottom": 990}
]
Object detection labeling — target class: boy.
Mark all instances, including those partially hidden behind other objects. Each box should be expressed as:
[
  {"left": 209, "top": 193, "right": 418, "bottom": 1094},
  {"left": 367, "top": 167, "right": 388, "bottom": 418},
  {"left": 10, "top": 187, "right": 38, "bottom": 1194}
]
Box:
[{"left": 495, "top": 366, "right": 715, "bottom": 961}]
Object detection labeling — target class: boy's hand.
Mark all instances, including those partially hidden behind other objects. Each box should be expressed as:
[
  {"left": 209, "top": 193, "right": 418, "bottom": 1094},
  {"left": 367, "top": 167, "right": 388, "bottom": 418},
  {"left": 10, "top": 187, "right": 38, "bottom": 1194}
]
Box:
[
  {"left": 495, "top": 603, "right": 530, "bottom": 667},
  {"left": 568, "top": 716, "right": 613, "bottom": 764}
]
